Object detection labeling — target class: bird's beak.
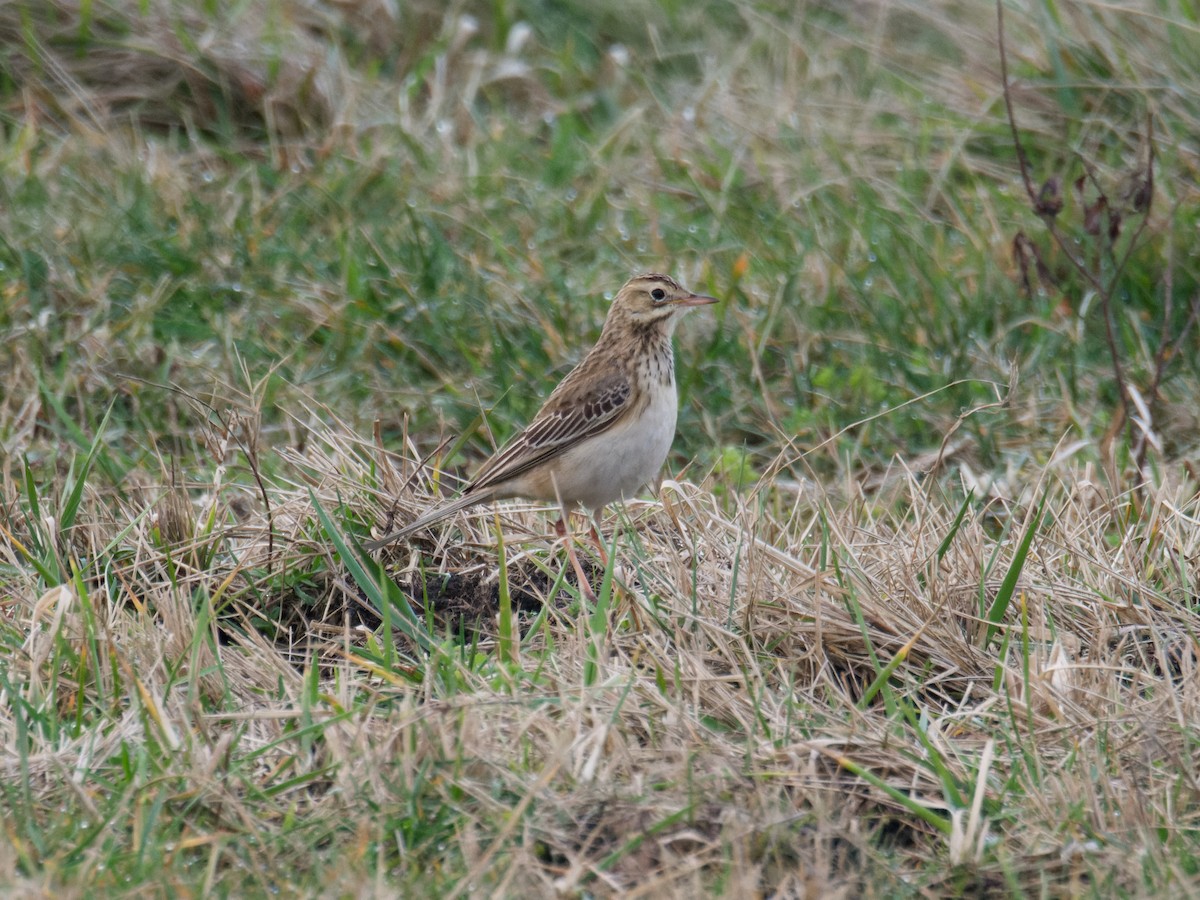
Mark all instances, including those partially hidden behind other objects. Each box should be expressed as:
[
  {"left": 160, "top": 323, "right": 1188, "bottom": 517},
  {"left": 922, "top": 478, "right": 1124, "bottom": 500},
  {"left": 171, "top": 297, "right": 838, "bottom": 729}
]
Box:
[{"left": 676, "top": 292, "right": 719, "bottom": 308}]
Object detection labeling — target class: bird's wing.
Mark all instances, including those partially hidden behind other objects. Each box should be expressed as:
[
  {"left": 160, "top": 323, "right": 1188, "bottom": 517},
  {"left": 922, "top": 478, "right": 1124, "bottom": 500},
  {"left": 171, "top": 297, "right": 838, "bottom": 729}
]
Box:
[{"left": 466, "top": 370, "right": 633, "bottom": 492}]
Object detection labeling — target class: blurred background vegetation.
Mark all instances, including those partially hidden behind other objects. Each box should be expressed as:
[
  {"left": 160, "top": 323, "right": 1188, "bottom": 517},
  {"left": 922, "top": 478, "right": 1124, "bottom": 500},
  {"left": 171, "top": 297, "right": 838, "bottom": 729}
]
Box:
[{"left": 2, "top": 1, "right": 1197, "bottom": 495}]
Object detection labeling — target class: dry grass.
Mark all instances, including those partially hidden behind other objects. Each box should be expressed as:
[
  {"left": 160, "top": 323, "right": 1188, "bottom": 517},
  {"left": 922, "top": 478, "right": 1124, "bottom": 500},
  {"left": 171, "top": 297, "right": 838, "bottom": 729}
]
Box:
[{"left": 4, "top": 420, "right": 1199, "bottom": 894}]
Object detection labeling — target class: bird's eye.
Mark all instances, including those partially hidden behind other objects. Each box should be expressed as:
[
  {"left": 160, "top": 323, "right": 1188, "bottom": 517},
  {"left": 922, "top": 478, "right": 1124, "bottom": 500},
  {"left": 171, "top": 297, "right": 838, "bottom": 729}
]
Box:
[{"left": 650, "top": 288, "right": 667, "bottom": 302}]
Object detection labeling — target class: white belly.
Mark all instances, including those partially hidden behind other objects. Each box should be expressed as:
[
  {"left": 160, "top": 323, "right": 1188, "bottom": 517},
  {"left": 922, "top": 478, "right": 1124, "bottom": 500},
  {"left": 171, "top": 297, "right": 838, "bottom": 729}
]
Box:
[{"left": 547, "top": 383, "right": 678, "bottom": 510}]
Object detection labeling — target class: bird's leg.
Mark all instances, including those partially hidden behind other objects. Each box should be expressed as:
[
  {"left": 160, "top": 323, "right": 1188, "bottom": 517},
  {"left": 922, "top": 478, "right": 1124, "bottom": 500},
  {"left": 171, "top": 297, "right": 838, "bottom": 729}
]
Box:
[
  {"left": 555, "top": 517, "right": 596, "bottom": 602},
  {"left": 584, "top": 516, "right": 609, "bottom": 568}
]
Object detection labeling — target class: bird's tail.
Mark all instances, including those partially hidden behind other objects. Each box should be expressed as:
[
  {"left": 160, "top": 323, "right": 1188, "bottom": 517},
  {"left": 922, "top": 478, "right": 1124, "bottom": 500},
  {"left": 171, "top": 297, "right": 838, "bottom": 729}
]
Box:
[{"left": 363, "top": 491, "right": 484, "bottom": 551}]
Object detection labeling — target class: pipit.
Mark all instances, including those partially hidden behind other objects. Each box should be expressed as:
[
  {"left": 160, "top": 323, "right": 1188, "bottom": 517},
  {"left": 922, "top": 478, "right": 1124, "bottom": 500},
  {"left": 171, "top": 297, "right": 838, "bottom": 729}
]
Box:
[{"left": 367, "top": 273, "right": 717, "bottom": 586}]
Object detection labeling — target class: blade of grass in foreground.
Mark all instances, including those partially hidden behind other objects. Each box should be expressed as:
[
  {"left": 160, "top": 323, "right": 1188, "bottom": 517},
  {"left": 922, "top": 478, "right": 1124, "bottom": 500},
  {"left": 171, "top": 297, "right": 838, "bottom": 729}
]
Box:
[
  {"left": 56, "top": 402, "right": 115, "bottom": 538},
  {"left": 9, "top": 403, "right": 117, "bottom": 585},
  {"left": 833, "top": 750, "right": 953, "bottom": 836},
  {"left": 936, "top": 488, "right": 975, "bottom": 563},
  {"left": 982, "top": 493, "right": 1047, "bottom": 650},
  {"left": 494, "top": 512, "right": 517, "bottom": 667},
  {"left": 583, "top": 526, "right": 621, "bottom": 688},
  {"left": 310, "top": 490, "right": 436, "bottom": 662}
]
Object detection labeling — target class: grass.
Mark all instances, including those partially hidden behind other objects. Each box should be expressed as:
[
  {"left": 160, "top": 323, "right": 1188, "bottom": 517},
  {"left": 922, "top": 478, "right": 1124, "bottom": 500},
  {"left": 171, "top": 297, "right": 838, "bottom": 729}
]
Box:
[{"left": 2, "top": 0, "right": 1200, "bottom": 895}]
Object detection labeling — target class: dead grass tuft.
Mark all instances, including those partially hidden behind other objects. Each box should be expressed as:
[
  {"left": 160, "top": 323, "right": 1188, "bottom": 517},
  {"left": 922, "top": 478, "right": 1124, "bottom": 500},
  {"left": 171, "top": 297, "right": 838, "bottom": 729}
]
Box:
[
  {"left": 0, "top": 0, "right": 352, "bottom": 140},
  {"left": 7, "top": 418, "right": 1197, "bottom": 892}
]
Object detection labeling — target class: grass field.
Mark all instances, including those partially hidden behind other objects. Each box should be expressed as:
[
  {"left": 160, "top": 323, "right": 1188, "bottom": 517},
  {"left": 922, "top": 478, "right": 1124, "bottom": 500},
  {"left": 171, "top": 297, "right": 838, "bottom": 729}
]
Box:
[{"left": 2, "top": 0, "right": 1199, "bottom": 895}]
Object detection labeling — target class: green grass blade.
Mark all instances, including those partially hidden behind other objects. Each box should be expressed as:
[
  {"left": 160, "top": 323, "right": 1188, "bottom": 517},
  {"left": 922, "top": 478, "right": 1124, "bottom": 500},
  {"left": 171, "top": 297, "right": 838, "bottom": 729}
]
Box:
[
  {"left": 583, "top": 525, "right": 620, "bottom": 688},
  {"left": 310, "top": 489, "right": 435, "bottom": 661},
  {"left": 58, "top": 401, "right": 116, "bottom": 536},
  {"left": 494, "top": 513, "right": 515, "bottom": 666},
  {"left": 834, "top": 750, "right": 953, "bottom": 836},
  {"left": 983, "top": 493, "right": 1047, "bottom": 650},
  {"left": 936, "top": 488, "right": 974, "bottom": 563}
]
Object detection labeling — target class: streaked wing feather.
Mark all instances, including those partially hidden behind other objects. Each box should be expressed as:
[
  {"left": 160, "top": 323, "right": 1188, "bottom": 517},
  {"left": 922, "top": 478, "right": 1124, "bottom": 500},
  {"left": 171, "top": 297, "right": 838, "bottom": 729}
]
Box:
[{"left": 467, "top": 373, "right": 632, "bottom": 491}]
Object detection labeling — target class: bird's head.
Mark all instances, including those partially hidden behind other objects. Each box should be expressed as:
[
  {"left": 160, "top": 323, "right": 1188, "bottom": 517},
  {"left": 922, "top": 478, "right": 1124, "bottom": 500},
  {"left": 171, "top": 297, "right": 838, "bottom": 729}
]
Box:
[{"left": 606, "top": 273, "right": 717, "bottom": 330}]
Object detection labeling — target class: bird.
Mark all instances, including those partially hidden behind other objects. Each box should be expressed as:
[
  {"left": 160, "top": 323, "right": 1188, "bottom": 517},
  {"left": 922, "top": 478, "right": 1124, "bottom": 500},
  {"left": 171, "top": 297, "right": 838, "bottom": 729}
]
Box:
[{"left": 366, "top": 273, "right": 717, "bottom": 576}]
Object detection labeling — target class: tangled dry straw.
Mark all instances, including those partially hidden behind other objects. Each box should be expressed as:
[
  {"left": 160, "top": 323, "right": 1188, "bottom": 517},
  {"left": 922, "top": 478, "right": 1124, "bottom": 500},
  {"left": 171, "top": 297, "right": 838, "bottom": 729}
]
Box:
[
  {"left": 0, "top": 0, "right": 352, "bottom": 139},
  {"left": 0, "top": 0, "right": 563, "bottom": 146},
  {"left": 4, "top": 421, "right": 1198, "bottom": 893}
]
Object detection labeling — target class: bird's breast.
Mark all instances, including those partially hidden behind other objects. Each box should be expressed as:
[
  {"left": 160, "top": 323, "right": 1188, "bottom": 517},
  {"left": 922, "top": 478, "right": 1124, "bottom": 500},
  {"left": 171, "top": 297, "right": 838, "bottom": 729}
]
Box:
[{"left": 541, "top": 372, "right": 678, "bottom": 511}]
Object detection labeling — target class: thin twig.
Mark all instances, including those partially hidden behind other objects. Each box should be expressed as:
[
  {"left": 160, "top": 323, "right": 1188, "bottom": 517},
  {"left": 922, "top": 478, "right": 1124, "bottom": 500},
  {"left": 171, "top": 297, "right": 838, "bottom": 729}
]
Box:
[
  {"left": 997, "top": 0, "right": 1036, "bottom": 203},
  {"left": 996, "top": 0, "right": 1167, "bottom": 487},
  {"left": 997, "top": 0, "right": 1103, "bottom": 294},
  {"left": 124, "top": 374, "right": 277, "bottom": 571},
  {"left": 1106, "top": 114, "right": 1156, "bottom": 292}
]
